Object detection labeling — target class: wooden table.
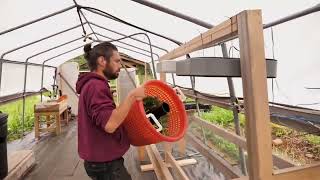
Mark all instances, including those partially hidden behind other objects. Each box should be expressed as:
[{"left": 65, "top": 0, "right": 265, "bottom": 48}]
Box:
[{"left": 34, "top": 98, "right": 68, "bottom": 139}]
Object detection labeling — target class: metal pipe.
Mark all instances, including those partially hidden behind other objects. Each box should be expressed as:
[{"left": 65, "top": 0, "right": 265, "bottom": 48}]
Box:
[
  {"left": 1, "top": 58, "right": 55, "bottom": 68},
  {"left": 0, "top": 5, "right": 76, "bottom": 36},
  {"left": 21, "top": 34, "right": 92, "bottom": 136},
  {"left": 77, "top": 8, "right": 100, "bottom": 41},
  {"left": 264, "top": 3, "right": 320, "bottom": 29},
  {"left": 41, "top": 44, "right": 86, "bottom": 101},
  {"left": 95, "top": 32, "right": 160, "bottom": 59},
  {"left": 171, "top": 73, "right": 176, "bottom": 86},
  {"left": 80, "top": 6, "right": 183, "bottom": 45},
  {"left": 39, "top": 32, "right": 160, "bottom": 100},
  {"left": 190, "top": 75, "right": 207, "bottom": 144},
  {"left": 130, "top": 0, "right": 213, "bottom": 29},
  {"left": 89, "top": 22, "right": 168, "bottom": 53},
  {"left": 94, "top": 32, "right": 161, "bottom": 59},
  {"left": 92, "top": 32, "right": 157, "bottom": 79},
  {"left": 221, "top": 43, "right": 247, "bottom": 175},
  {"left": 0, "top": 23, "right": 87, "bottom": 89}
]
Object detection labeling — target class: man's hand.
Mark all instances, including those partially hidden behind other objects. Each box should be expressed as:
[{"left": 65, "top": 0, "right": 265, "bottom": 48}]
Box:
[
  {"left": 173, "top": 87, "right": 186, "bottom": 102},
  {"left": 130, "top": 86, "right": 146, "bottom": 101}
]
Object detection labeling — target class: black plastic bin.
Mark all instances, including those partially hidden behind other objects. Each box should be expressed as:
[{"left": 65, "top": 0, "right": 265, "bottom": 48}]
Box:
[{"left": 0, "top": 113, "right": 8, "bottom": 179}]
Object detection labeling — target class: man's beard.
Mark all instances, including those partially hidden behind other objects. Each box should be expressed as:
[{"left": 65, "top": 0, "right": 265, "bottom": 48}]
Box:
[{"left": 103, "top": 66, "right": 119, "bottom": 80}]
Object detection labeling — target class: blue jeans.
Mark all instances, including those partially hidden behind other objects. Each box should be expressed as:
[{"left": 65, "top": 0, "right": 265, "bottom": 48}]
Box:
[{"left": 84, "top": 158, "right": 131, "bottom": 180}]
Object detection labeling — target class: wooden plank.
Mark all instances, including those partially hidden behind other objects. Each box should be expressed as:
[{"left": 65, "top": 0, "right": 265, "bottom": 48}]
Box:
[
  {"left": 177, "top": 137, "right": 187, "bottom": 156},
  {"left": 190, "top": 114, "right": 294, "bottom": 169},
  {"left": 149, "top": 144, "right": 174, "bottom": 180},
  {"left": 145, "top": 145, "right": 174, "bottom": 180},
  {"left": 232, "top": 176, "right": 249, "bottom": 180},
  {"left": 237, "top": 10, "right": 273, "bottom": 180},
  {"left": 273, "top": 163, "right": 320, "bottom": 180},
  {"left": 165, "top": 152, "right": 189, "bottom": 180},
  {"left": 186, "top": 132, "right": 242, "bottom": 179},
  {"left": 163, "top": 142, "right": 173, "bottom": 162},
  {"left": 141, "top": 158, "right": 197, "bottom": 172},
  {"left": 55, "top": 112, "right": 61, "bottom": 135},
  {"left": 193, "top": 115, "right": 247, "bottom": 149},
  {"left": 158, "top": 15, "right": 238, "bottom": 61},
  {"left": 5, "top": 150, "right": 35, "bottom": 180},
  {"left": 34, "top": 114, "right": 40, "bottom": 139},
  {"left": 138, "top": 146, "right": 146, "bottom": 161},
  {"left": 39, "top": 127, "right": 56, "bottom": 133}
]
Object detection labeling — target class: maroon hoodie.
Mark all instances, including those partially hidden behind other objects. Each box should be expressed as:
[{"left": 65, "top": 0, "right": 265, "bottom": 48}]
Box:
[{"left": 76, "top": 72, "right": 130, "bottom": 162}]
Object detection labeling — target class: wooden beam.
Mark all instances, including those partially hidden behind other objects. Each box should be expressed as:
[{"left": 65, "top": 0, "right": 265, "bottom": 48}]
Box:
[
  {"left": 158, "top": 15, "right": 238, "bottom": 61},
  {"left": 186, "top": 132, "right": 242, "bottom": 179},
  {"left": 165, "top": 152, "right": 190, "bottom": 180},
  {"left": 138, "top": 146, "right": 146, "bottom": 161},
  {"left": 273, "top": 163, "right": 320, "bottom": 180},
  {"left": 192, "top": 115, "right": 294, "bottom": 169},
  {"left": 192, "top": 115, "right": 247, "bottom": 149},
  {"left": 238, "top": 10, "right": 273, "bottom": 180},
  {"left": 5, "top": 150, "right": 35, "bottom": 180},
  {"left": 145, "top": 145, "right": 174, "bottom": 180},
  {"left": 141, "top": 158, "right": 197, "bottom": 172}
]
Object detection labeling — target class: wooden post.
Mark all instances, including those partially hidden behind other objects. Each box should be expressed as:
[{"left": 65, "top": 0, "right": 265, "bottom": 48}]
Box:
[
  {"left": 46, "top": 115, "right": 50, "bottom": 128},
  {"left": 237, "top": 10, "right": 273, "bottom": 180},
  {"left": 55, "top": 112, "right": 61, "bottom": 135},
  {"left": 34, "top": 114, "right": 40, "bottom": 140},
  {"left": 138, "top": 146, "right": 146, "bottom": 161}
]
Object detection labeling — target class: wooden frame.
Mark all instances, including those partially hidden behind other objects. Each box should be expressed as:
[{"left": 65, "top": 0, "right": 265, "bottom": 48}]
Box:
[
  {"left": 34, "top": 99, "right": 68, "bottom": 139},
  {"left": 139, "top": 110, "right": 198, "bottom": 180},
  {"left": 157, "top": 9, "right": 320, "bottom": 180}
]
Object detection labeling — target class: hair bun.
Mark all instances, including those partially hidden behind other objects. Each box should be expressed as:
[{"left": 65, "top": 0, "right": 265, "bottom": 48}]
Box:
[
  {"left": 84, "top": 43, "right": 92, "bottom": 53},
  {"left": 84, "top": 43, "right": 92, "bottom": 60}
]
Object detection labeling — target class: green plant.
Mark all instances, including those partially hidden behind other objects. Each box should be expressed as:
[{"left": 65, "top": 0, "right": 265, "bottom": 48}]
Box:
[
  {"left": 184, "top": 97, "right": 195, "bottom": 103},
  {"left": 0, "top": 96, "right": 40, "bottom": 141},
  {"left": 271, "top": 123, "right": 293, "bottom": 137},
  {"left": 305, "top": 135, "right": 320, "bottom": 145},
  {"left": 200, "top": 107, "right": 245, "bottom": 128}
]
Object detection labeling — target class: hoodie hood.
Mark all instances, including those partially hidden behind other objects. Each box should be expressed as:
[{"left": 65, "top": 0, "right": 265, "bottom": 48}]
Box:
[{"left": 76, "top": 72, "right": 108, "bottom": 94}]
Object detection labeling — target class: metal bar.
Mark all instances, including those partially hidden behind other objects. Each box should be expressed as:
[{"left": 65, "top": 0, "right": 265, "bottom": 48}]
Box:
[
  {"left": 1, "top": 59, "right": 55, "bottom": 68},
  {"left": 59, "top": 72, "right": 79, "bottom": 97},
  {"left": 0, "top": 24, "right": 85, "bottom": 94},
  {"left": 81, "top": 6, "right": 183, "bottom": 45},
  {"left": 264, "top": 3, "right": 320, "bottom": 28},
  {"left": 79, "top": 12, "right": 99, "bottom": 40},
  {"left": 0, "top": 23, "right": 87, "bottom": 89},
  {"left": 94, "top": 32, "right": 161, "bottom": 59},
  {"left": 190, "top": 75, "right": 207, "bottom": 145},
  {"left": 96, "top": 33, "right": 159, "bottom": 59},
  {"left": 72, "top": 0, "right": 99, "bottom": 40},
  {"left": 89, "top": 22, "right": 168, "bottom": 53},
  {"left": 91, "top": 32, "right": 157, "bottom": 79},
  {"left": 130, "top": 0, "right": 213, "bottom": 29},
  {"left": 21, "top": 34, "right": 90, "bottom": 136},
  {"left": 131, "top": 0, "right": 320, "bottom": 31},
  {"left": 40, "top": 44, "right": 86, "bottom": 101},
  {"left": 0, "top": 5, "right": 76, "bottom": 36},
  {"left": 221, "top": 43, "right": 247, "bottom": 175},
  {"left": 171, "top": 73, "right": 176, "bottom": 86}
]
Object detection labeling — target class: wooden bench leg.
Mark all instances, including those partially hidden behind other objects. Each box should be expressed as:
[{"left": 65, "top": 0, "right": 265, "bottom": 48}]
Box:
[
  {"left": 46, "top": 115, "right": 50, "bottom": 128},
  {"left": 55, "top": 113, "right": 61, "bottom": 135},
  {"left": 164, "top": 142, "right": 173, "bottom": 162},
  {"left": 65, "top": 110, "right": 69, "bottom": 125},
  {"left": 138, "top": 146, "right": 146, "bottom": 161},
  {"left": 34, "top": 114, "right": 40, "bottom": 140},
  {"left": 178, "top": 137, "right": 187, "bottom": 156}
]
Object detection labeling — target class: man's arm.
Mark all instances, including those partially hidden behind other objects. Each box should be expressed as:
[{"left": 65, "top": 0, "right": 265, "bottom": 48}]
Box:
[{"left": 104, "top": 86, "right": 145, "bottom": 133}]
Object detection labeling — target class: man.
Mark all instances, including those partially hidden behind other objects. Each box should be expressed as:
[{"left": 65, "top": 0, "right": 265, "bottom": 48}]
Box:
[{"left": 76, "top": 42, "right": 145, "bottom": 180}]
